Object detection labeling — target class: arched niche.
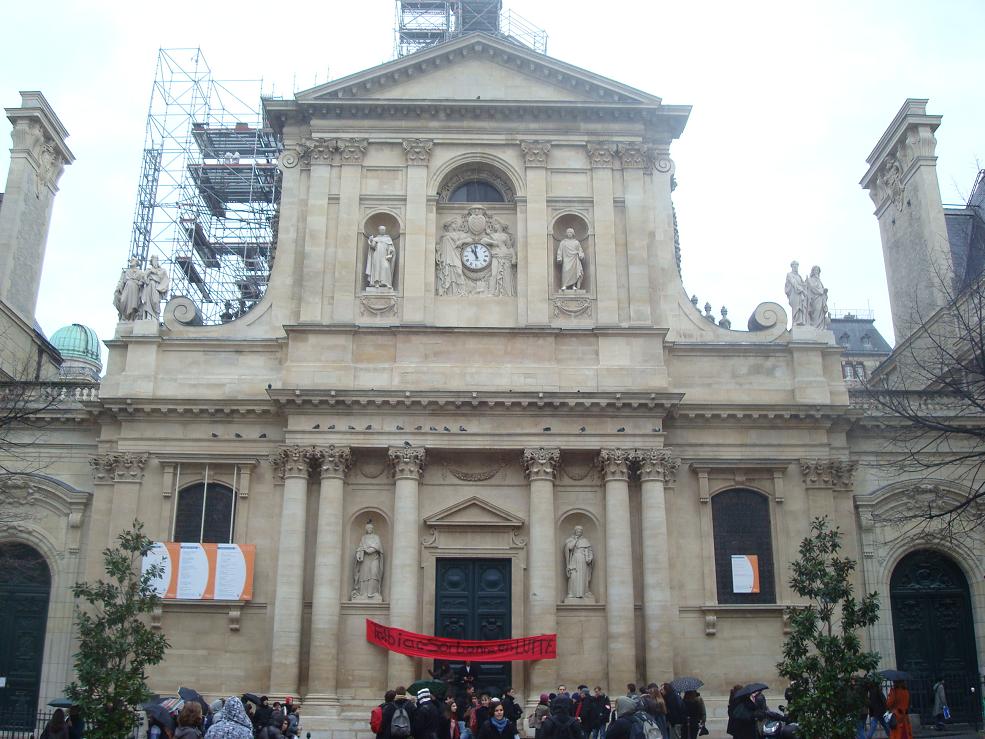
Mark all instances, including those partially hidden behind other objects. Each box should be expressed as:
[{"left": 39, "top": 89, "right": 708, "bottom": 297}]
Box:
[
  {"left": 558, "top": 509, "right": 601, "bottom": 604},
  {"left": 346, "top": 508, "right": 391, "bottom": 602},
  {"left": 361, "top": 212, "right": 402, "bottom": 293},
  {"left": 551, "top": 212, "right": 593, "bottom": 294}
]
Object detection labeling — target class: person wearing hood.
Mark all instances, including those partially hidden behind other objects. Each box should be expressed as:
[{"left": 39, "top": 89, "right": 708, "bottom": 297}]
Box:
[
  {"left": 477, "top": 701, "right": 519, "bottom": 739},
  {"left": 205, "top": 697, "right": 253, "bottom": 739},
  {"left": 204, "top": 700, "right": 224, "bottom": 733},
  {"left": 604, "top": 697, "right": 638, "bottom": 739},
  {"left": 640, "top": 687, "right": 668, "bottom": 739},
  {"left": 414, "top": 688, "right": 443, "bottom": 739},
  {"left": 540, "top": 696, "right": 585, "bottom": 739},
  {"left": 253, "top": 697, "right": 272, "bottom": 731},
  {"left": 175, "top": 703, "right": 204, "bottom": 739},
  {"left": 530, "top": 694, "right": 551, "bottom": 737}
]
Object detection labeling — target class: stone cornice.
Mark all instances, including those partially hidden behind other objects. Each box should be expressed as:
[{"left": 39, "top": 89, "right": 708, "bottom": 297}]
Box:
[
  {"left": 671, "top": 404, "right": 852, "bottom": 423},
  {"left": 97, "top": 398, "right": 276, "bottom": 419}
]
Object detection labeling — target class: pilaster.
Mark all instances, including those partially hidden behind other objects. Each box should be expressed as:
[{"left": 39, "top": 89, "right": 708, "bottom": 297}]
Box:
[
  {"left": 300, "top": 137, "right": 337, "bottom": 322},
  {"left": 588, "top": 143, "right": 619, "bottom": 325},
  {"left": 618, "top": 143, "right": 652, "bottom": 325},
  {"left": 521, "top": 141, "right": 551, "bottom": 326},
  {"left": 331, "top": 138, "right": 368, "bottom": 323},
  {"left": 402, "top": 139, "right": 432, "bottom": 322}
]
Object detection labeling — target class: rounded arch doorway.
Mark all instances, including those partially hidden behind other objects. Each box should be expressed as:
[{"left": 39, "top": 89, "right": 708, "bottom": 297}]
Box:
[
  {"left": 0, "top": 542, "right": 51, "bottom": 729},
  {"left": 890, "top": 549, "right": 979, "bottom": 723}
]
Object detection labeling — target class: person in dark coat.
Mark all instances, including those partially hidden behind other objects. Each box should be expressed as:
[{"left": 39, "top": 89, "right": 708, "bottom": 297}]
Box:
[
  {"left": 728, "top": 692, "right": 764, "bottom": 739},
  {"left": 725, "top": 685, "right": 742, "bottom": 738},
  {"left": 381, "top": 688, "right": 417, "bottom": 739},
  {"left": 477, "top": 703, "right": 517, "bottom": 739},
  {"left": 541, "top": 696, "right": 585, "bottom": 739},
  {"left": 254, "top": 697, "right": 273, "bottom": 731},
  {"left": 43, "top": 709, "right": 71, "bottom": 739},
  {"left": 865, "top": 679, "right": 889, "bottom": 739},
  {"left": 502, "top": 688, "right": 523, "bottom": 724},
  {"left": 588, "top": 688, "right": 610, "bottom": 739},
  {"left": 682, "top": 691, "right": 706, "bottom": 739},
  {"left": 67, "top": 706, "right": 85, "bottom": 739},
  {"left": 603, "top": 697, "right": 637, "bottom": 739},
  {"left": 642, "top": 685, "right": 668, "bottom": 739},
  {"left": 414, "top": 689, "right": 443, "bottom": 739},
  {"left": 662, "top": 684, "right": 685, "bottom": 738}
]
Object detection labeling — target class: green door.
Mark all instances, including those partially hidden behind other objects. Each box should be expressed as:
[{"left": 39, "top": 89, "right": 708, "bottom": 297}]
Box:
[
  {"left": 0, "top": 543, "right": 51, "bottom": 730},
  {"left": 435, "top": 558, "right": 511, "bottom": 696}
]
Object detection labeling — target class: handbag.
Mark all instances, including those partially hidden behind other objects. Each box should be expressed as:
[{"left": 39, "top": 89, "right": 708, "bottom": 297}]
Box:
[
  {"left": 698, "top": 727, "right": 709, "bottom": 736},
  {"left": 943, "top": 705, "right": 951, "bottom": 720},
  {"left": 883, "top": 710, "right": 897, "bottom": 730}
]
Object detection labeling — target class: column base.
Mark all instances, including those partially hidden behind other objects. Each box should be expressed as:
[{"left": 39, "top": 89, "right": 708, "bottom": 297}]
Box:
[{"left": 302, "top": 694, "right": 343, "bottom": 720}]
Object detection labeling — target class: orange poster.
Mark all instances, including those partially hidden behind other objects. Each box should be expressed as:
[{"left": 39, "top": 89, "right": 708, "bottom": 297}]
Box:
[{"left": 143, "top": 542, "right": 255, "bottom": 601}]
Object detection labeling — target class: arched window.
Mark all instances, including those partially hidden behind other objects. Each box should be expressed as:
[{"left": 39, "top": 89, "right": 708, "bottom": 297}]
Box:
[
  {"left": 711, "top": 488, "right": 776, "bottom": 604},
  {"left": 448, "top": 180, "right": 505, "bottom": 203},
  {"left": 173, "top": 482, "right": 236, "bottom": 543}
]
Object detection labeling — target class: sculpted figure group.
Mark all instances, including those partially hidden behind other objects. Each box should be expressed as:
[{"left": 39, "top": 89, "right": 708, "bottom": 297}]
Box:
[
  {"left": 435, "top": 208, "right": 517, "bottom": 297},
  {"left": 113, "top": 255, "right": 170, "bottom": 321},
  {"left": 785, "top": 260, "right": 829, "bottom": 329}
]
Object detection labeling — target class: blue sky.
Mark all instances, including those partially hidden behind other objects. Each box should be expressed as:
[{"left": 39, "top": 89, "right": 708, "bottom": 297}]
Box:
[{"left": 2, "top": 0, "right": 982, "bottom": 357}]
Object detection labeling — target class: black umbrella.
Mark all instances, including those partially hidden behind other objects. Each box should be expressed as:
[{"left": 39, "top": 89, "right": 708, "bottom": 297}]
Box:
[
  {"left": 47, "top": 698, "right": 76, "bottom": 708},
  {"left": 733, "top": 683, "right": 769, "bottom": 700},
  {"left": 141, "top": 703, "right": 176, "bottom": 732},
  {"left": 242, "top": 693, "right": 262, "bottom": 706},
  {"left": 179, "top": 687, "right": 210, "bottom": 714},
  {"left": 879, "top": 669, "right": 910, "bottom": 681},
  {"left": 670, "top": 677, "right": 704, "bottom": 693}
]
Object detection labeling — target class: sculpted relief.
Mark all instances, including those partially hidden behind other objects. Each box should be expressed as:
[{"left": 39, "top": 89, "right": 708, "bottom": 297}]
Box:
[{"left": 435, "top": 207, "right": 517, "bottom": 297}]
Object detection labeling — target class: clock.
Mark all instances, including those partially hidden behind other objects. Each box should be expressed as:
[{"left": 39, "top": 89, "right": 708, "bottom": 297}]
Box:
[{"left": 461, "top": 242, "right": 491, "bottom": 272}]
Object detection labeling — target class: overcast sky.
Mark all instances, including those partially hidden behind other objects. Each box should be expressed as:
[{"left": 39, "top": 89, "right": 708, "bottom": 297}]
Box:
[{"left": 2, "top": 0, "right": 982, "bottom": 362}]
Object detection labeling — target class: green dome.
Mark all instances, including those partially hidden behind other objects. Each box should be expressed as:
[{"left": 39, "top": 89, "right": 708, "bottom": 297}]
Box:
[{"left": 51, "top": 323, "right": 102, "bottom": 367}]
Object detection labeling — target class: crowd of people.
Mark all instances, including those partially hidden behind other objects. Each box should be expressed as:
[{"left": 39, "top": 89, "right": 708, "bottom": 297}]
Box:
[{"left": 140, "top": 695, "right": 303, "bottom": 739}]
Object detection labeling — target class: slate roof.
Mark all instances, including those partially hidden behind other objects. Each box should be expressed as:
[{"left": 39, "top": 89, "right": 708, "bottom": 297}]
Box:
[
  {"left": 945, "top": 169, "right": 985, "bottom": 289},
  {"left": 830, "top": 316, "right": 893, "bottom": 355}
]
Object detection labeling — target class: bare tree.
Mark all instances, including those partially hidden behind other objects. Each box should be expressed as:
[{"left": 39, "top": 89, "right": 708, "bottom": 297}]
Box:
[{"left": 856, "top": 270, "right": 985, "bottom": 533}]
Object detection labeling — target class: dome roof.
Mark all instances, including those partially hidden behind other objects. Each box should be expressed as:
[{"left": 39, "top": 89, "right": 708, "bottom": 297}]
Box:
[{"left": 50, "top": 323, "right": 102, "bottom": 368}]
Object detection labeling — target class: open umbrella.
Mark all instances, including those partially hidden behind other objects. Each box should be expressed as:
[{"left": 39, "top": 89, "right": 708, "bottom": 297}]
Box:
[
  {"left": 670, "top": 677, "right": 704, "bottom": 693},
  {"left": 407, "top": 679, "right": 447, "bottom": 700},
  {"left": 47, "top": 698, "right": 76, "bottom": 708},
  {"left": 879, "top": 669, "right": 910, "bottom": 681},
  {"left": 141, "top": 702, "right": 176, "bottom": 732},
  {"left": 178, "top": 687, "right": 210, "bottom": 713},
  {"left": 733, "top": 683, "right": 769, "bottom": 700}
]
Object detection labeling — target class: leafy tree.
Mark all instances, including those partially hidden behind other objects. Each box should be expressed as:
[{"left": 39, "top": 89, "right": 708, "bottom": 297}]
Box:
[
  {"left": 66, "top": 520, "right": 170, "bottom": 739},
  {"left": 778, "top": 517, "right": 880, "bottom": 739}
]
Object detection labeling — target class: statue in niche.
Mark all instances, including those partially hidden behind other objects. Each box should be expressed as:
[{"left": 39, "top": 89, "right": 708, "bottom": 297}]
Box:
[
  {"left": 140, "top": 255, "right": 170, "bottom": 320},
  {"left": 563, "top": 525, "right": 595, "bottom": 602},
  {"left": 434, "top": 207, "right": 517, "bottom": 297},
  {"left": 805, "top": 265, "right": 829, "bottom": 329},
  {"left": 113, "top": 257, "right": 144, "bottom": 321},
  {"left": 351, "top": 521, "right": 384, "bottom": 601},
  {"left": 556, "top": 228, "right": 585, "bottom": 291},
  {"left": 784, "top": 260, "right": 807, "bottom": 327},
  {"left": 365, "top": 226, "right": 396, "bottom": 290}
]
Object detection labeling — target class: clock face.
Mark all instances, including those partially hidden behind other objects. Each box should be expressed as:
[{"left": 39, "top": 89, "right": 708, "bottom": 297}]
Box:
[{"left": 462, "top": 242, "right": 491, "bottom": 271}]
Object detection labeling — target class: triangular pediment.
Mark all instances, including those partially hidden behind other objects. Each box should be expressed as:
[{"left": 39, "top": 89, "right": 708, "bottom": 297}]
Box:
[
  {"left": 297, "top": 33, "right": 662, "bottom": 106},
  {"left": 425, "top": 495, "right": 524, "bottom": 529}
]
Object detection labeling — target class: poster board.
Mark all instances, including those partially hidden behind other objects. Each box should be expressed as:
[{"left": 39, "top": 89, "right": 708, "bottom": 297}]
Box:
[
  {"left": 142, "top": 542, "right": 255, "bottom": 601},
  {"left": 730, "top": 554, "right": 760, "bottom": 594}
]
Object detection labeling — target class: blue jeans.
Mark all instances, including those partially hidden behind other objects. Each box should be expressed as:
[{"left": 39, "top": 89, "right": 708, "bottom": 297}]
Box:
[{"left": 864, "top": 714, "right": 890, "bottom": 739}]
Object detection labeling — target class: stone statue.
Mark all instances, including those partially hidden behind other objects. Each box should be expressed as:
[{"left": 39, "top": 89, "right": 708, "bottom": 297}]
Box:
[
  {"left": 140, "top": 255, "right": 170, "bottom": 320},
  {"left": 556, "top": 228, "right": 585, "bottom": 290},
  {"left": 484, "top": 222, "right": 517, "bottom": 297},
  {"left": 563, "top": 525, "right": 594, "bottom": 601},
  {"left": 365, "top": 226, "right": 395, "bottom": 289},
  {"left": 436, "top": 221, "right": 468, "bottom": 296},
  {"left": 113, "top": 257, "right": 144, "bottom": 321},
  {"left": 805, "top": 265, "right": 829, "bottom": 329},
  {"left": 784, "top": 260, "right": 807, "bottom": 326},
  {"left": 352, "top": 521, "right": 384, "bottom": 600}
]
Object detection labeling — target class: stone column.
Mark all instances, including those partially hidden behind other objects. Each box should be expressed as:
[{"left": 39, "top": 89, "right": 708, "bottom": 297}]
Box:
[
  {"left": 587, "top": 143, "right": 619, "bottom": 325},
  {"left": 402, "top": 139, "right": 432, "bottom": 322},
  {"left": 331, "top": 138, "right": 368, "bottom": 323},
  {"left": 617, "top": 143, "right": 652, "bottom": 325},
  {"left": 599, "top": 448, "right": 636, "bottom": 688},
  {"left": 521, "top": 141, "right": 551, "bottom": 326},
  {"left": 523, "top": 447, "right": 560, "bottom": 694},
  {"left": 386, "top": 446, "right": 427, "bottom": 688},
  {"left": 300, "top": 138, "right": 337, "bottom": 322},
  {"left": 636, "top": 448, "right": 681, "bottom": 681},
  {"left": 268, "top": 446, "right": 316, "bottom": 695},
  {"left": 307, "top": 445, "right": 352, "bottom": 709}
]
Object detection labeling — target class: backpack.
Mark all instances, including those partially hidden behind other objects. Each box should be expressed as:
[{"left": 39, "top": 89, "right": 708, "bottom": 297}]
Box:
[
  {"left": 629, "top": 711, "right": 662, "bottom": 739},
  {"left": 390, "top": 704, "right": 412, "bottom": 738},
  {"left": 370, "top": 705, "right": 384, "bottom": 734}
]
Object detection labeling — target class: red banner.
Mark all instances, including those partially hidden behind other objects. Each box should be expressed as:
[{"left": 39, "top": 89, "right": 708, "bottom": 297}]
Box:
[{"left": 366, "top": 619, "right": 556, "bottom": 661}]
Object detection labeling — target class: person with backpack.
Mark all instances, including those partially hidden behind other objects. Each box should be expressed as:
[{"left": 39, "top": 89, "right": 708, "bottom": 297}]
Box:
[
  {"left": 373, "top": 691, "right": 397, "bottom": 739},
  {"left": 603, "top": 698, "right": 637, "bottom": 739},
  {"left": 382, "top": 687, "right": 417, "bottom": 739},
  {"left": 414, "top": 688, "right": 443, "bottom": 739},
  {"left": 640, "top": 688, "right": 667, "bottom": 739},
  {"left": 529, "top": 694, "right": 550, "bottom": 738},
  {"left": 478, "top": 701, "right": 519, "bottom": 739},
  {"left": 502, "top": 688, "right": 523, "bottom": 725},
  {"left": 541, "top": 696, "right": 586, "bottom": 739}
]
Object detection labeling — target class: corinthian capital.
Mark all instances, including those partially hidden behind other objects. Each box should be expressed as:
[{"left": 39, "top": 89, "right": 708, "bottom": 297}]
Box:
[
  {"left": 337, "top": 137, "right": 368, "bottom": 164},
  {"left": 318, "top": 445, "right": 352, "bottom": 479},
  {"left": 800, "top": 458, "right": 857, "bottom": 490},
  {"left": 586, "top": 142, "right": 616, "bottom": 168},
  {"left": 520, "top": 140, "right": 551, "bottom": 166},
  {"left": 89, "top": 452, "right": 148, "bottom": 482},
  {"left": 389, "top": 446, "right": 427, "bottom": 480},
  {"left": 523, "top": 447, "right": 560, "bottom": 481},
  {"left": 270, "top": 446, "right": 317, "bottom": 479},
  {"left": 403, "top": 138, "right": 433, "bottom": 164},
  {"left": 598, "top": 448, "right": 633, "bottom": 481},
  {"left": 634, "top": 448, "right": 681, "bottom": 483},
  {"left": 617, "top": 143, "right": 647, "bottom": 169}
]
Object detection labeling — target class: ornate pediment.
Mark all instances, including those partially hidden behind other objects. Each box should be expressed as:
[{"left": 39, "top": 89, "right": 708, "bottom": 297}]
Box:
[
  {"left": 296, "top": 33, "right": 664, "bottom": 106},
  {"left": 424, "top": 495, "right": 525, "bottom": 529}
]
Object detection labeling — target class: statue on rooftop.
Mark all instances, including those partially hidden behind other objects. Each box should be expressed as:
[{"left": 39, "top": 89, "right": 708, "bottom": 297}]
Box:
[
  {"left": 785, "top": 260, "right": 807, "bottom": 327},
  {"left": 113, "top": 257, "right": 144, "bottom": 321},
  {"left": 805, "top": 265, "right": 830, "bottom": 329}
]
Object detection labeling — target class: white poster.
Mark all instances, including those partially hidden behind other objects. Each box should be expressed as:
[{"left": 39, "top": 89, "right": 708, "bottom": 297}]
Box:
[
  {"left": 176, "top": 543, "right": 209, "bottom": 600},
  {"left": 731, "top": 554, "right": 760, "bottom": 594},
  {"left": 214, "top": 544, "right": 248, "bottom": 601}
]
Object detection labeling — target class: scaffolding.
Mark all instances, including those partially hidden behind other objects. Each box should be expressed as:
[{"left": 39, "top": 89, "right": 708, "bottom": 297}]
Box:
[
  {"left": 395, "top": 1, "right": 547, "bottom": 57},
  {"left": 128, "top": 48, "right": 282, "bottom": 325}
]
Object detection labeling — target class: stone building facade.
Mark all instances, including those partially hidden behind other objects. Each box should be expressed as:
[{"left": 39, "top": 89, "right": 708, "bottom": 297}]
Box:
[{"left": 1, "top": 38, "right": 983, "bottom": 735}]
